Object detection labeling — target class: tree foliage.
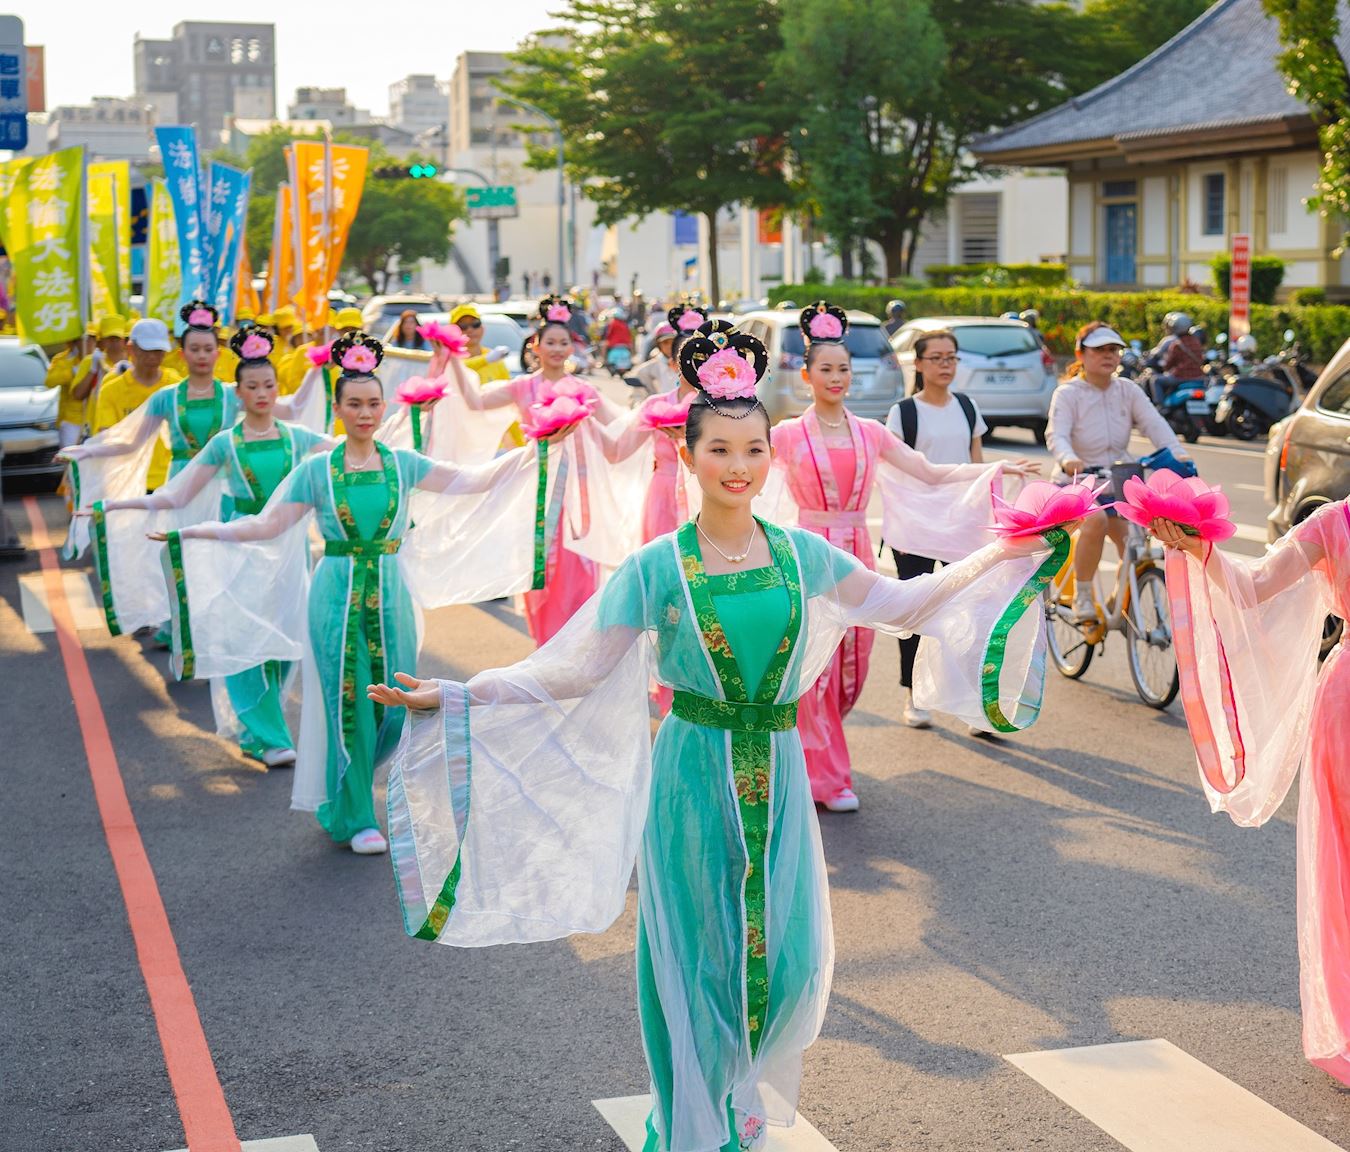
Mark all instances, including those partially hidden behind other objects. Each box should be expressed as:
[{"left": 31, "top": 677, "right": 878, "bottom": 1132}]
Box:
[{"left": 502, "top": 0, "right": 793, "bottom": 301}]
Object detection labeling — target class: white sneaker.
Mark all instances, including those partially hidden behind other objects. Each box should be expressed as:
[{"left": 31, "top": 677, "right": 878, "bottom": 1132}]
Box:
[
  {"left": 262, "top": 747, "right": 296, "bottom": 768},
  {"left": 902, "top": 690, "right": 932, "bottom": 729},
  {"left": 823, "top": 787, "right": 860, "bottom": 813},
  {"left": 350, "top": 828, "right": 388, "bottom": 855},
  {"left": 1071, "top": 592, "right": 1098, "bottom": 623}
]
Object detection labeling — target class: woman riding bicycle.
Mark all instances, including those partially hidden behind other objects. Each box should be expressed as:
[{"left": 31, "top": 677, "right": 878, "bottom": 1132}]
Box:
[{"left": 1047, "top": 321, "right": 1190, "bottom": 622}]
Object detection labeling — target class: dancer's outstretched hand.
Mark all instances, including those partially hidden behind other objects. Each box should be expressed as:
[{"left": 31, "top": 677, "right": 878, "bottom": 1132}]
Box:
[
  {"left": 368, "top": 671, "right": 441, "bottom": 711},
  {"left": 1005, "top": 457, "right": 1044, "bottom": 477},
  {"left": 1150, "top": 517, "right": 1204, "bottom": 559}
]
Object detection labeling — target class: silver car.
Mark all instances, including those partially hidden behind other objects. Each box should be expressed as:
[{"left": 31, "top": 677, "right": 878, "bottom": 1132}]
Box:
[
  {"left": 889, "top": 316, "right": 1057, "bottom": 443},
  {"left": 0, "top": 339, "right": 60, "bottom": 485},
  {"left": 735, "top": 309, "right": 905, "bottom": 422}
]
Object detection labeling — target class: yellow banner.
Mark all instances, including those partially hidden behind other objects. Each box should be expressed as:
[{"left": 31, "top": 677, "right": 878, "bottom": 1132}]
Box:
[
  {"left": 88, "top": 170, "right": 119, "bottom": 318},
  {"left": 90, "top": 160, "right": 131, "bottom": 315},
  {"left": 265, "top": 182, "right": 295, "bottom": 314},
  {"left": 287, "top": 140, "right": 368, "bottom": 324},
  {"left": 327, "top": 144, "right": 367, "bottom": 287},
  {"left": 3, "top": 147, "right": 85, "bottom": 345},
  {"left": 145, "top": 178, "right": 181, "bottom": 328},
  {"left": 237, "top": 238, "right": 260, "bottom": 317}
]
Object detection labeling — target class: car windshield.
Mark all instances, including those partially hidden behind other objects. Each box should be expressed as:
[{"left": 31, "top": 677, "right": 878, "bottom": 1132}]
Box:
[
  {"left": 781, "top": 323, "right": 889, "bottom": 359},
  {"left": 378, "top": 301, "right": 440, "bottom": 326},
  {"left": 948, "top": 325, "right": 1039, "bottom": 358},
  {"left": 482, "top": 317, "right": 524, "bottom": 347},
  {"left": 0, "top": 348, "right": 48, "bottom": 388}
]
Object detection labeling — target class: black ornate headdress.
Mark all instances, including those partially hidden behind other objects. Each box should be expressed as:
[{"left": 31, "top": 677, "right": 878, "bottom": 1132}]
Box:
[
  {"left": 330, "top": 332, "right": 384, "bottom": 378},
  {"left": 180, "top": 300, "right": 220, "bottom": 332},
  {"left": 799, "top": 300, "right": 849, "bottom": 345},
  {"left": 677, "top": 320, "right": 769, "bottom": 418}
]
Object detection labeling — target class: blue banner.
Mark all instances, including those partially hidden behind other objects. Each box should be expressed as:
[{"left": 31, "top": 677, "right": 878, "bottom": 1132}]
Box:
[
  {"left": 673, "top": 210, "right": 699, "bottom": 247},
  {"left": 154, "top": 126, "right": 207, "bottom": 316},
  {"left": 205, "top": 161, "right": 251, "bottom": 325}
]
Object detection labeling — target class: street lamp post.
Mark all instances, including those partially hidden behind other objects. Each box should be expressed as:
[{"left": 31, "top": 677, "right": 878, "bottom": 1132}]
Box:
[
  {"left": 443, "top": 165, "right": 499, "bottom": 298},
  {"left": 497, "top": 95, "right": 566, "bottom": 290}
]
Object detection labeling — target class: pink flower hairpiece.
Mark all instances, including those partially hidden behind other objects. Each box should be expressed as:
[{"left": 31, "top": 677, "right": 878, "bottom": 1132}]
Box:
[
  {"left": 1113, "top": 469, "right": 1236, "bottom": 541},
  {"left": 523, "top": 394, "right": 593, "bottom": 439},
  {"left": 992, "top": 479, "right": 1104, "bottom": 539},
  {"left": 417, "top": 321, "right": 469, "bottom": 357},
  {"left": 546, "top": 304, "right": 572, "bottom": 323},
  {"left": 187, "top": 307, "right": 215, "bottom": 328},
  {"left": 697, "top": 348, "right": 758, "bottom": 401},
  {"left": 640, "top": 394, "right": 694, "bottom": 429},
  {"left": 395, "top": 376, "right": 446, "bottom": 406},
  {"left": 239, "top": 333, "right": 272, "bottom": 361},
  {"left": 676, "top": 310, "right": 703, "bottom": 331},
  {"left": 808, "top": 312, "right": 843, "bottom": 340},
  {"left": 341, "top": 344, "right": 378, "bottom": 374},
  {"left": 307, "top": 341, "right": 333, "bottom": 366}
]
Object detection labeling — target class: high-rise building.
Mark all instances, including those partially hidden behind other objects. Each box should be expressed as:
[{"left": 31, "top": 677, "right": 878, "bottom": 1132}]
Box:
[
  {"left": 389, "top": 74, "right": 449, "bottom": 135},
  {"left": 449, "top": 52, "right": 548, "bottom": 156},
  {"left": 133, "top": 22, "right": 275, "bottom": 148}
]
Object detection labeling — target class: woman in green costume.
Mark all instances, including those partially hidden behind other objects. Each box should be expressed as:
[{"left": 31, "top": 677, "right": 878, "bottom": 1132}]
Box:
[
  {"left": 371, "top": 323, "right": 1076, "bottom": 1150},
  {"left": 166, "top": 333, "right": 560, "bottom": 855},
  {"left": 97, "top": 328, "right": 332, "bottom": 766}
]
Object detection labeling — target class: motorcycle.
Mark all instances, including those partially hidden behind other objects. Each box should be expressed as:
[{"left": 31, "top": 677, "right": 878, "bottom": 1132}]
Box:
[
  {"left": 1214, "top": 330, "right": 1308, "bottom": 440},
  {"left": 1158, "top": 378, "right": 1221, "bottom": 442},
  {"left": 605, "top": 344, "right": 635, "bottom": 376}
]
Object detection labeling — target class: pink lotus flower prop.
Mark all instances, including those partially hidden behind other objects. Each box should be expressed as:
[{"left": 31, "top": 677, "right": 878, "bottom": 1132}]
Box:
[
  {"left": 523, "top": 395, "right": 593, "bottom": 440},
  {"left": 395, "top": 376, "right": 446, "bottom": 406},
  {"left": 992, "top": 479, "right": 1104, "bottom": 539},
  {"left": 640, "top": 394, "right": 694, "bottom": 429},
  {"left": 240, "top": 333, "right": 272, "bottom": 361},
  {"left": 306, "top": 342, "right": 333, "bottom": 367},
  {"left": 341, "top": 345, "right": 378, "bottom": 374},
  {"left": 1113, "top": 469, "right": 1236, "bottom": 541},
  {"left": 541, "top": 377, "right": 599, "bottom": 406},
  {"left": 417, "top": 321, "right": 469, "bottom": 357},
  {"left": 676, "top": 310, "right": 703, "bottom": 331},
  {"left": 808, "top": 312, "right": 843, "bottom": 340},
  {"left": 187, "top": 307, "right": 215, "bottom": 327},
  {"left": 697, "top": 348, "right": 758, "bottom": 400}
]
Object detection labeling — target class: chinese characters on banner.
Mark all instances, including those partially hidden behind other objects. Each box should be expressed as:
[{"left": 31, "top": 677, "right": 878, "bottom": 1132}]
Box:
[
  {"left": 1229, "top": 233, "right": 1252, "bottom": 343},
  {"left": 89, "top": 159, "right": 131, "bottom": 315},
  {"left": 0, "top": 147, "right": 84, "bottom": 344},
  {"left": 145, "top": 178, "right": 182, "bottom": 328},
  {"left": 87, "top": 167, "right": 121, "bottom": 318},
  {"left": 154, "top": 125, "right": 208, "bottom": 310},
  {"left": 286, "top": 140, "right": 367, "bottom": 324},
  {"left": 204, "top": 161, "right": 251, "bottom": 324},
  {"left": 0, "top": 18, "right": 28, "bottom": 151}
]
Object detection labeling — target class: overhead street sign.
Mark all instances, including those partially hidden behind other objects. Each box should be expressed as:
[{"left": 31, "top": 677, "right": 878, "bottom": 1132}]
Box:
[
  {"left": 466, "top": 185, "right": 519, "bottom": 220},
  {"left": 0, "top": 16, "right": 28, "bottom": 151}
]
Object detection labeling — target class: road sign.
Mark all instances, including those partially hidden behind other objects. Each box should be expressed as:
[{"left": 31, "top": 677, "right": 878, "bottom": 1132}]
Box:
[
  {"left": 466, "top": 185, "right": 519, "bottom": 220},
  {"left": 0, "top": 17, "right": 28, "bottom": 151},
  {"left": 1229, "top": 233, "right": 1251, "bottom": 342}
]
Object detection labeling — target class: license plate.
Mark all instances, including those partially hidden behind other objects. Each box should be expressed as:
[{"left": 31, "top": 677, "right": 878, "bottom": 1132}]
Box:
[
  {"left": 1185, "top": 400, "right": 1210, "bottom": 415},
  {"left": 982, "top": 372, "right": 1019, "bottom": 387}
]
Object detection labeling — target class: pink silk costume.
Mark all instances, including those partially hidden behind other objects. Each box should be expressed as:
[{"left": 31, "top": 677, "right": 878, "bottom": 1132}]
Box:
[{"left": 1165, "top": 501, "right": 1350, "bottom": 1082}]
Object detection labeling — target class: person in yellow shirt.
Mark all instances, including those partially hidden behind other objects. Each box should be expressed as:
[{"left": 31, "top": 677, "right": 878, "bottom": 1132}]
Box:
[
  {"left": 452, "top": 303, "right": 522, "bottom": 447},
  {"left": 91, "top": 318, "right": 183, "bottom": 490},
  {"left": 279, "top": 305, "right": 334, "bottom": 396},
  {"left": 47, "top": 332, "right": 90, "bottom": 447},
  {"left": 69, "top": 317, "right": 129, "bottom": 441}
]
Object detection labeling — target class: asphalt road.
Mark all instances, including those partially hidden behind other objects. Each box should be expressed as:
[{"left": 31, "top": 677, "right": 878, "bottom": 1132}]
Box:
[{"left": 3, "top": 414, "right": 1345, "bottom": 1152}]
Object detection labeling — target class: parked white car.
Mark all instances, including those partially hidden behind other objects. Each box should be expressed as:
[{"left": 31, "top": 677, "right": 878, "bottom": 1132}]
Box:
[
  {"left": 888, "top": 316, "right": 1057, "bottom": 443},
  {"left": 735, "top": 309, "right": 905, "bottom": 422},
  {"left": 0, "top": 338, "right": 59, "bottom": 485}
]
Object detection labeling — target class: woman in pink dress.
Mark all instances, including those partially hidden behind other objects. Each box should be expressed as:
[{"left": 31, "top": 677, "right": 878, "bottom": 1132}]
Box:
[
  {"left": 452, "top": 295, "right": 625, "bottom": 644},
  {"left": 1154, "top": 501, "right": 1350, "bottom": 1083},
  {"left": 774, "top": 302, "right": 1040, "bottom": 812}
]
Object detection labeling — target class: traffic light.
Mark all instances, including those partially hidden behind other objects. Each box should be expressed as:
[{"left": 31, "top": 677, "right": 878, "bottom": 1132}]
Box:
[
  {"left": 410, "top": 163, "right": 438, "bottom": 179},
  {"left": 372, "top": 164, "right": 440, "bottom": 180}
]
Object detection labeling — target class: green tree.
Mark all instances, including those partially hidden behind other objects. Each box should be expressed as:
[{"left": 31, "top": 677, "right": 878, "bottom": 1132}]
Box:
[
  {"left": 1262, "top": 0, "right": 1350, "bottom": 239},
  {"left": 1074, "top": 0, "right": 1214, "bottom": 79},
  {"left": 502, "top": 0, "right": 792, "bottom": 302}
]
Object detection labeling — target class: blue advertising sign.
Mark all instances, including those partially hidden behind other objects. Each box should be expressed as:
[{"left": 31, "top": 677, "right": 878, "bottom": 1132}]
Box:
[{"left": 0, "top": 17, "right": 28, "bottom": 152}]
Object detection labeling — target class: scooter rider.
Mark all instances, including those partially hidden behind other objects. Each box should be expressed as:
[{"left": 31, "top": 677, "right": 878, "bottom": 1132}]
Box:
[
  {"left": 1146, "top": 312, "right": 1202, "bottom": 405},
  {"left": 883, "top": 299, "right": 908, "bottom": 338}
]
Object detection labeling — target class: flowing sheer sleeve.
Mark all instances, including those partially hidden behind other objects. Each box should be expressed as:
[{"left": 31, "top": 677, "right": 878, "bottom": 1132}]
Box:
[
  {"left": 104, "top": 442, "right": 223, "bottom": 511},
  {"left": 272, "top": 365, "right": 327, "bottom": 431},
  {"left": 560, "top": 419, "right": 654, "bottom": 569},
  {"left": 387, "top": 555, "right": 654, "bottom": 947},
  {"left": 877, "top": 427, "right": 996, "bottom": 485},
  {"left": 1166, "top": 503, "right": 1340, "bottom": 826},
  {"left": 447, "top": 356, "right": 518, "bottom": 411}
]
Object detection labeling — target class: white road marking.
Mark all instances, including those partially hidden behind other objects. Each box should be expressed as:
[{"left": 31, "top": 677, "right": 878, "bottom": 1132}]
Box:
[
  {"left": 594, "top": 1095, "right": 839, "bottom": 1151},
  {"left": 167, "top": 1136, "right": 319, "bottom": 1152},
  {"left": 1235, "top": 482, "right": 1267, "bottom": 492},
  {"left": 1007, "top": 1039, "right": 1345, "bottom": 1152},
  {"left": 18, "top": 569, "right": 103, "bottom": 633}
]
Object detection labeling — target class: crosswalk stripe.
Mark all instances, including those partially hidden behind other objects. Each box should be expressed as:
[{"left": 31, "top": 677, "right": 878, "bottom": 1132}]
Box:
[
  {"left": 168, "top": 1138, "right": 319, "bottom": 1152},
  {"left": 18, "top": 569, "right": 104, "bottom": 633},
  {"left": 1007, "top": 1039, "right": 1345, "bottom": 1151},
  {"left": 593, "top": 1096, "right": 838, "bottom": 1151}
]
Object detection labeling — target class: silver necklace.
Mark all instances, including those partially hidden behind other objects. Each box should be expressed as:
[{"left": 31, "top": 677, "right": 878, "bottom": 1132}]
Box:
[
  {"left": 697, "top": 517, "right": 758, "bottom": 564},
  {"left": 346, "top": 443, "right": 377, "bottom": 471}
]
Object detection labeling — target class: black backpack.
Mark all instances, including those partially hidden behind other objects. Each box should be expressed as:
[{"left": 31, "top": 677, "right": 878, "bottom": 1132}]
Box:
[{"left": 894, "top": 392, "right": 978, "bottom": 449}]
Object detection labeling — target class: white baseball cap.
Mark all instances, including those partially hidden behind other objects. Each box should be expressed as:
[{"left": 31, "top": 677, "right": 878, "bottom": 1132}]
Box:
[
  {"left": 1080, "top": 325, "right": 1126, "bottom": 349},
  {"left": 130, "top": 318, "right": 172, "bottom": 351}
]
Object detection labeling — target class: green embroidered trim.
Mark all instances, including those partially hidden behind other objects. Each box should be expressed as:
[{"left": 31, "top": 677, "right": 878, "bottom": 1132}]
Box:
[
  {"left": 322, "top": 366, "right": 334, "bottom": 432},
  {"left": 330, "top": 442, "right": 400, "bottom": 765},
  {"left": 980, "top": 528, "right": 1071, "bottom": 732},
  {"left": 531, "top": 439, "right": 549, "bottom": 591},
  {"left": 671, "top": 692, "right": 797, "bottom": 732},
  {"left": 676, "top": 517, "right": 802, "bottom": 1057},
  {"left": 164, "top": 530, "right": 194, "bottom": 679},
  {"left": 412, "top": 687, "right": 474, "bottom": 940},
  {"left": 232, "top": 422, "right": 293, "bottom": 511},
  {"left": 410, "top": 404, "right": 423, "bottom": 454},
  {"left": 174, "top": 380, "right": 225, "bottom": 458},
  {"left": 90, "top": 501, "right": 121, "bottom": 636}
]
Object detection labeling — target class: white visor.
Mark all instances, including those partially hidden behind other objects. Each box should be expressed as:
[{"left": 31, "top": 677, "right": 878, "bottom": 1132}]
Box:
[{"left": 1080, "top": 326, "right": 1125, "bottom": 349}]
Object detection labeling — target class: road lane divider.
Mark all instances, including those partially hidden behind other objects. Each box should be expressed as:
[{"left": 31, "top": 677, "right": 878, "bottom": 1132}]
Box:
[
  {"left": 593, "top": 1096, "right": 839, "bottom": 1150},
  {"left": 23, "top": 496, "right": 243, "bottom": 1152}
]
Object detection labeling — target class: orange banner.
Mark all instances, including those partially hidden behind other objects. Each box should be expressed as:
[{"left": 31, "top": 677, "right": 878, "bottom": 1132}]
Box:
[
  {"left": 327, "top": 143, "right": 367, "bottom": 286},
  {"left": 264, "top": 182, "right": 294, "bottom": 314},
  {"left": 286, "top": 140, "right": 368, "bottom": 325},
  {"left": 237, "top": 238, "right": 260, "bottom": 317}
]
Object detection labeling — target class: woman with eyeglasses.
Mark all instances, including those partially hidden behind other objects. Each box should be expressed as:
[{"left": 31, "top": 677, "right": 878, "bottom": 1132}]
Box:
[{"left": 1047, "top": 321, "right": 1188, "bottom": 623}]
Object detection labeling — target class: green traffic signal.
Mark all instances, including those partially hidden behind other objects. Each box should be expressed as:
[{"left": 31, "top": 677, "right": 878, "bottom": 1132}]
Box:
[{"left": 409, "top": 163, "right": 438, "bottom": 179}]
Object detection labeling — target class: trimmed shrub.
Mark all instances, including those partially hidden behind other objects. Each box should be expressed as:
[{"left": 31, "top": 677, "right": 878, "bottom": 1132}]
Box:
[
  {"left": 1210, "top": 254, "right": 1286, "bottom": 304},
  {"left": 1293, "top": 287, "right": 1328, "bottom": 306},
  {"left": 926, "top": 262, "right": 1068, "bottom": 289},
  {"left": 764, "top": 282, "right": 1350, "bottom": 363}
]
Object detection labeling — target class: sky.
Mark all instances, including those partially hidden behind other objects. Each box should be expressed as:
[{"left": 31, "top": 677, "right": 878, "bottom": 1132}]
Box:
[{"left": 15, "top": 1, "right": 561, "bottom": 117}]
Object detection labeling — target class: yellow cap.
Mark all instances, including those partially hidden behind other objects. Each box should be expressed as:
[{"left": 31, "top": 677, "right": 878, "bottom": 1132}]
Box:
[
  {"left": 256, "top": 312, "right": 275, "bottom": 327},
  {"left": 272, "top": 305, "right": 298, "bottom": 329},
  {"left": 97, "top": 316, "right": 127, "bottom": 339},
  {"left": 235, "top": 307, "right": 256, "bottom": 323},
  {"left": 128, "top": 310, "right": 142, "bottom": 323},
  {"left": 449, "top": 303, "right": 481, "bottom": 326},
  {"left": 85, "top": 321, "right": 99, "bottom": 337},
  {"left": 334, "top": 306, "right": 364, "bottom": 330}
]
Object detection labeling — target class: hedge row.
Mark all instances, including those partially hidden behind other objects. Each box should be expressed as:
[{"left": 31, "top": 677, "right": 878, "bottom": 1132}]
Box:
[
  {"left": 1210, "top": 254, "right": 1286, "bottom": 304},
  {"left": 768, "top": 282, "right": 1350, "bottom": 363},
  {"left": 925, "top": 262, "right": 1068, "bottom": 288}
]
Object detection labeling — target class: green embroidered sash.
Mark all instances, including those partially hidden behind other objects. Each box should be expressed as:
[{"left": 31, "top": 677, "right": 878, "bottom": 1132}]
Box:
[
  {"left": 90, "top": 501, "right": 120, "bottom": 636},
  {"left": 670, "top": 693, "right": 797, "bottom": 732},
  {"left": 163, "top": 530, "right": 195, "bottom": 678},
  {"left": 173, "top": 380, "right": 225, "bottom": 460},
  {"left": 676, "top": 518, "right": 803, "bottom": 1057},
  {"left": 329, "top": 443, "right": 401, "bottom": 764}
]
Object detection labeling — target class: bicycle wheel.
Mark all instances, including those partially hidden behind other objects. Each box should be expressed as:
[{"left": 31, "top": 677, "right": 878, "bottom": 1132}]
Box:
[
  {"left": 1127, "top": 567, "right": 1179, "bottom": 708},
  {"left": 1045, "top": 590, "right": 1094, "bottom": 678}
]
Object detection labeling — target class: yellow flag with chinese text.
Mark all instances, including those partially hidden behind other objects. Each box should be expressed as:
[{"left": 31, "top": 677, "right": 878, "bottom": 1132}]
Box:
[
  {"left": 3, "top": 147, "right": 85, "bottom": 345},
  {"left": 145, "top": 178, "right": 182, "bottom": 328},
  {"left": 87, "top": 168, "right": 120, "bottom": 318},
  {"left": 90, "top": 159, "right": 131, "bottom": 315}
]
